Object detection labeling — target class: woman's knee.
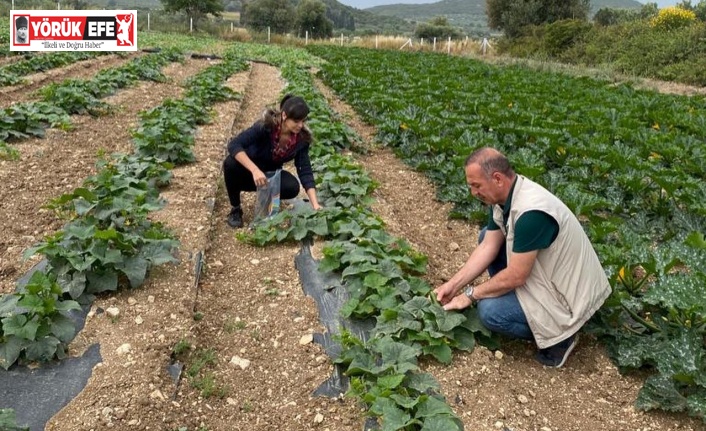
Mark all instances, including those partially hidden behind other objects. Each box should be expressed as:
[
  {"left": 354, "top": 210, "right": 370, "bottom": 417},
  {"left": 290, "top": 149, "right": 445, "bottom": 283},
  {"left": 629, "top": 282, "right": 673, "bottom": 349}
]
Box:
[{"left": 280, "top": 171, "right": 301, "bottom": 199}]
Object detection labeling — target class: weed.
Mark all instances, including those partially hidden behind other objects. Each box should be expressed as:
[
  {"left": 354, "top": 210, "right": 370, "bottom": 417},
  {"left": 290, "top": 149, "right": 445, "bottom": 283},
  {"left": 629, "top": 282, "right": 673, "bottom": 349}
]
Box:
[
  {"left": 173, "top": 339, "right": 192, "bottom": 355},
  {"left": 192, "top": 372, "right": 229, "bottom": 398},
  {"left": 0, "top": 142, "right": 19, "bottom": 161},
  {"left": 186, "top": 348, "right": 217, "bottom": 377},
  {"left": 241, "top": 400, "right": 253, "bottom": 412},
  {"left": 224, "top": 318, "right": 246, "bottom": 333}
]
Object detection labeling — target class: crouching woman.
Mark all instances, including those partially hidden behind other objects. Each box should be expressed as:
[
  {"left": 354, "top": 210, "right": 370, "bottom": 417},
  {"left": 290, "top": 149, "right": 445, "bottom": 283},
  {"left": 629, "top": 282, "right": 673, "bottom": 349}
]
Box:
[{"left": 223, "top": 94, "right": 321, "bottom": 227}]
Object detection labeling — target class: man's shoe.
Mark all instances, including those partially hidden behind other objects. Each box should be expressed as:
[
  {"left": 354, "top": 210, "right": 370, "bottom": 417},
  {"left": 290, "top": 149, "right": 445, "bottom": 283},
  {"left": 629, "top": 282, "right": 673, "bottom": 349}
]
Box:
[
  {"left": 535, "top": 334, "right": 578, "bottom": 368},
  {"left": 226, "top": 207, "right": 243, "bottom": 228}
]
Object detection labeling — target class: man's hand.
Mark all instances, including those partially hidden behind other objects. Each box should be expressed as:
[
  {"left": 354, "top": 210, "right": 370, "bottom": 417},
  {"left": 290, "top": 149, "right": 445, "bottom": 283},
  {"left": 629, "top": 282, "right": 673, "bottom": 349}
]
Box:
[
  {"left": 442, "top": 293, "right": 472, "bottom": 311},
  {"left": 434, "top": 282, "right": 457, "bottom": 305}
]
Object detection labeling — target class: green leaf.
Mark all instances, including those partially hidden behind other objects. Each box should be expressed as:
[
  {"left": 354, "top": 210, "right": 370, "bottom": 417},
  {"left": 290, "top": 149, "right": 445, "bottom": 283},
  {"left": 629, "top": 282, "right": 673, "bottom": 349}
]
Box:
[
  {"left": 369, "top": 287, "right": 400, "bottom": 311},
  {"left": 309, "top": 216, "right": 329, "bottom": 236},
  {"left": 408, "top": 277, "right": 432, "bottom": 295},
  {"left": 378, "top": 336, "right": 420, "bottom": 371},
  {"left": 119, "top": 256, "right": 149, "bottom": 288},
  {"left": 423, "top": 343, "right": 453, "bottom": 364},
  {"left": 420, "top": 415, "right": 463, "bottom": 431},
  {"left": 415, "top": 395, "right": 455, "bottom": 418},
  {"left": 318, "top": 255, "right": 341, "bottom": 273},
  {"left": 461, "top": 307, "right": 493, "bottom": 336},
  {"left": 377, "top": 374, "right": 406, "bottom": 390},
  {"left": 686, "top": 391, "right": 706, "bottom": 421},
  {"left": 345, "top": 349, "right": 376, "bottom": 376},
  {"left": 405, "top": 372, "right": 440, "bottom": 394},
  {"left": 54, "top": 299, "right": 81, "bottom": 313},
  {"left": 50, "top": 314, "right": 78, "bottom": 343},
  {"left": 363, "top": 272, "right": 390, "bottom": 290},
  {"left": 0, "top": 295, "right": 20, "bottom": 317},
  {"left": 86, "top": 269, "right": 118, "bottom": 293},
  {"left": 140, "top": 240, "right": 177, "bottom": 266},
  {"left": 684, "top": 231, "right": 706, "bottom": 249},
  {"left": 2, "top": 314, "right": 40, "bottom": 340},
  {"left": 643, "top": 273, "right": 706, "bottom": 311},
  {"left": 402, "top": 296, "right": 431, "bottom": 319},
  {"left": 340, "top": 298, "right": 359, "bottom": 318},
  {"left": 635, "top": 374, "right": 687, "bottom": 413},
  {"left": 652, "top": 329, "right": 704, "bottom": 386},
  {"left": 64, "top": 222, "right": 95, "bottom": 240},
  {"left": 378, "top": 400, "right": 413, "bottom": 431},
  {"left": 342, "top": 262, "right": 375, "bottom": 279},
  {"left": 24, "top": 336, "right": 60, "bottom": 361},
  {"left": 0, "top": 336, "right": 26, "bottom": 370},
  {"left": 389, "top": 393, "right": 420, "bottom": 409},
  {"left": 61, "top": 271, "right": 87, "bottom": 300},
  {"left": 433, "top": 306, "right": 466, "bottom": 332},
  {"left": 451, "top": 327, "right": 476, "bottom": 351}
]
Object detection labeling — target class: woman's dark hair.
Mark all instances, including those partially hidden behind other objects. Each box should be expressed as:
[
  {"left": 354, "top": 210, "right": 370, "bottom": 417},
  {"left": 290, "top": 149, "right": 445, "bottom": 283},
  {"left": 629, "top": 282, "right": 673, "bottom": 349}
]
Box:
[
  {"left": 260, "top": 94, "right": 313, "bottom": 143},
  {"left": 279, "top": 94, "right": 309, "bottom": 121}
]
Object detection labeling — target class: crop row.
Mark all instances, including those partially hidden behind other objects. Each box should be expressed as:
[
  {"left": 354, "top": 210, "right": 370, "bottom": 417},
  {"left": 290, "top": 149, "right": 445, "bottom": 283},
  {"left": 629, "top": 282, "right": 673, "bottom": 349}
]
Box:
[
  {"left": 308, "top": 45, "right": 706, "bottom": 421},
  {"left": 0, "top": 49, "right": 184, "bottom": 146},
  {"left": 0, "top": 51, "right": 249, "bottom": 370},
  {"left": 0, "top": 51, "right": 112, "bottom": 87},
  {"left": 235, "top": 43, "right": 491, "bottom": 431}
]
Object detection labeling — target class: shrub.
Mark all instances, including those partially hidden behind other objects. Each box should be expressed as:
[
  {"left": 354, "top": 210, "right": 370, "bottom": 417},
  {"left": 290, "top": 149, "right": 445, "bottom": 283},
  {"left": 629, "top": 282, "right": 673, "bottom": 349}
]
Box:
[
  {"left": 543, "top": 19, "right": 593, "bottom": 57},
  {"left": 650, "top": 6, "right": 697, "bottom": 30}
]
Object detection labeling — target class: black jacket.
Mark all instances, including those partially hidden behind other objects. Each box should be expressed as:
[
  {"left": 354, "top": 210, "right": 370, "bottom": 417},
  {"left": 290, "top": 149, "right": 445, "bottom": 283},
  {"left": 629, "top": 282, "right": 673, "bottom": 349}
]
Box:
[{"left": 226, "top": 121, "right": 315, "bottom": 190}]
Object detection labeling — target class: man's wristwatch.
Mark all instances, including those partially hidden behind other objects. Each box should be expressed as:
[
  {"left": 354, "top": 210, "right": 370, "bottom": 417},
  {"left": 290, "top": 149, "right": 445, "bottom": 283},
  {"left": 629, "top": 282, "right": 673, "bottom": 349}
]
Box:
[{"left": 463, "top": 286, "right": 477, "bottom": 303}]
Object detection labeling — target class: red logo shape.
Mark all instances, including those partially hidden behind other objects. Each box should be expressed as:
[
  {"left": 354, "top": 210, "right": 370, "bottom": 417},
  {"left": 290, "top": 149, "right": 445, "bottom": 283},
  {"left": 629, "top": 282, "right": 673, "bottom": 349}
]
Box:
[{"left": 115, "top": 13, "right": 134, "bottom": 46}]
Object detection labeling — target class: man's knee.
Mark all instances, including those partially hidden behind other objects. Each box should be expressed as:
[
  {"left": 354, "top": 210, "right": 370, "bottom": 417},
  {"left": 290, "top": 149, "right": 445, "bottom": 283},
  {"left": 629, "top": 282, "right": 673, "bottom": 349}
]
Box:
[{"left": 477, "top": 299, "right": 500, "bottom": 329}]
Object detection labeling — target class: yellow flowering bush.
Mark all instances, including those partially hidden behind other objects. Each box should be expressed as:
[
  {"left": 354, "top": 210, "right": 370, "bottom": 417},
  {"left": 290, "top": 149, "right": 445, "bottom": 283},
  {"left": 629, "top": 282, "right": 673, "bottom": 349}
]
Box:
[{"left": 650, "top": 6, "right": 697, "bottom": 30}]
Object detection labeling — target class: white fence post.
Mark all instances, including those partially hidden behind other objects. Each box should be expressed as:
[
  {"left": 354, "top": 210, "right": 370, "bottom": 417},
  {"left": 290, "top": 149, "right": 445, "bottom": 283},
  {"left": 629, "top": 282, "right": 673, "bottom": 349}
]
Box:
[
  {"left": 268, "top": 27, "right": 271, "bottom": 43},
  {"left": 447, "top": 37, "right": 451, "bottom": 54},
  {"left": 305, "top": 31, "right": 308, "bottom": 45},
  {"left": 481, "top": 37, "right": 491, "bottom": 56},
  {"left": 340, "top": 33, "right": 343, "bottom": 46},
  {"left": 147, "top": 13, "right": 150, "bottom": 31},
  {"left": 231, "top": 22, "right": 233, "bottom": 32},
  {"left": 433, "top": 37, "right": 436, "bottom": 51},
  {"left": 190, "top": 17, "right": 193, "bottom": 32}
]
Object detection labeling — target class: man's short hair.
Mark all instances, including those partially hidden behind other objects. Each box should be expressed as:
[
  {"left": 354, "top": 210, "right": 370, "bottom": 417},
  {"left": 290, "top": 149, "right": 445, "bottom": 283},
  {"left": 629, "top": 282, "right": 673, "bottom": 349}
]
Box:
[{"left": 465, "top": 147, "right": 515, "bottom": 178}]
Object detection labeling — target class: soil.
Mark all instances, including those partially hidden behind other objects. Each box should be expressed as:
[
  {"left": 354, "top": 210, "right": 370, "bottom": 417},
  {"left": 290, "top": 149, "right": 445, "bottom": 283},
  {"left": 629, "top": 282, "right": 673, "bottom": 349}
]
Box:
[{"left": 1, "top": 55, "right": 703, "bottom": 431}]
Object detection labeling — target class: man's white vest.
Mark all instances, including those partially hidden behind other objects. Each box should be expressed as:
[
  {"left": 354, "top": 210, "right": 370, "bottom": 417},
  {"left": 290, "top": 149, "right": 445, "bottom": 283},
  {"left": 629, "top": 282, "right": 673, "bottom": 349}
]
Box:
[{"left": 492, "top": 175, "right": 611, "bottom": 348}]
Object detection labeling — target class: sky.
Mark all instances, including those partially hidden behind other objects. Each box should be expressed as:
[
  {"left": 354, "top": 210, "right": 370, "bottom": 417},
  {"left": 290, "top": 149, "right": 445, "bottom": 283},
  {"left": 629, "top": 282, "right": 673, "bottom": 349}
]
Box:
[{"left": 337, "top": 0, "right": 682, "bottom": 10}]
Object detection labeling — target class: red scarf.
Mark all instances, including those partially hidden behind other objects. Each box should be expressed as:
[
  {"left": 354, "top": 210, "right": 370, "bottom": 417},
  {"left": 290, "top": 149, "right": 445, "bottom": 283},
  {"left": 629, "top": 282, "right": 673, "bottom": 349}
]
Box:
[{"left": 271, "top": 124, "right": 298, "bottom": 162}]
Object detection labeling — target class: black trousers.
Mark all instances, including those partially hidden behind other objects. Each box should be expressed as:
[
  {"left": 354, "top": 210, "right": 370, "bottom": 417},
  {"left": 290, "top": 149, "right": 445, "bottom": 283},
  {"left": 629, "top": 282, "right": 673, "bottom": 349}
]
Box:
[{"left": 223, "top": 155, "right": 301, "bottom": 208}]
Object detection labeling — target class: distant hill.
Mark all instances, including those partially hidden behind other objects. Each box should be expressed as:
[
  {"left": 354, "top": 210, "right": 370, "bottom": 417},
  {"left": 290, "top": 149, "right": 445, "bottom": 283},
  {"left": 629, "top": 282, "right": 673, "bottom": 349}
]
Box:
[
  {"left": 366, "top": 0, "right": 644, "bottom": 35},
  {"left": 367, "top": 0, "right": 487, "bottom": 35},
  {"left": 321, "top": 0, "right": 416, "bottom": 34}
]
